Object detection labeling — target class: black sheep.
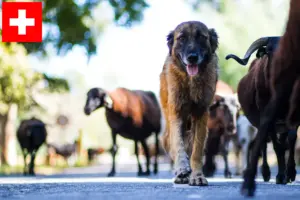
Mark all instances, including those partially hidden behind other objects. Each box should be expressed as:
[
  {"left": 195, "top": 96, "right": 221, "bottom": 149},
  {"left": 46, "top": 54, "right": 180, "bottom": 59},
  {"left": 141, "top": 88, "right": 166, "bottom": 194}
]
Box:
[{"left": 17, "top": 117, "right": 47, "bottom": 175}]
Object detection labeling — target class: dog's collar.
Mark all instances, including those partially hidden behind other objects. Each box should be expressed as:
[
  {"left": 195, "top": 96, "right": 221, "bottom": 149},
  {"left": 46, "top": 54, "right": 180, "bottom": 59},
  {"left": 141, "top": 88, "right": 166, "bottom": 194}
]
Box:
[{"left": 104, "top": 95, "right": 113, "bottom": 109}]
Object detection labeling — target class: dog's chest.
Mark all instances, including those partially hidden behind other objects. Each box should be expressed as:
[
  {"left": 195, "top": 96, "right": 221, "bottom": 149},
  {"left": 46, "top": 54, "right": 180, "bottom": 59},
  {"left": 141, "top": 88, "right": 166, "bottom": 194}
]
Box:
[{"left": 176, "top": 78, "right": 214, "bottom": 116}]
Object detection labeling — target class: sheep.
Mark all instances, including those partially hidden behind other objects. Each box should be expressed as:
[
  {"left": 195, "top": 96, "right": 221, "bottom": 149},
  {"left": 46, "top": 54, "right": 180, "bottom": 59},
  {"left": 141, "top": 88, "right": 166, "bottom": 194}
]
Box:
[
  {"left": 203, "top": 80, "right": 241, "bottom": 178},
  {"left": 47, "top": 140, "right": 78, "bottom": 166},
  {"left": 84, "top": 87, "right": 161, "bottom": 177},
  {"left": 17, "top": 117, "right": 47, "bottom": 175},
  {"left": 87, "top": 147, "right": 106, "bottom": 163},
  {"left": 203, "top": 94, "right": 236, "bottom": 178},
  {"left": 238, "top": 0, "right": 300, "bottom": 196},
  {"left": 226, "top": 36, "right": 297, "bottom": 196}
]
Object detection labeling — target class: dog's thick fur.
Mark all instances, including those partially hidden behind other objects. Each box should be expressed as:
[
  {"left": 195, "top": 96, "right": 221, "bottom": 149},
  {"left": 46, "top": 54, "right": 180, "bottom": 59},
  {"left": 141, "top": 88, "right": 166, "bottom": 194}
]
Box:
[{"left": 160, "top": 21, "right": 219, "bottom": 186}]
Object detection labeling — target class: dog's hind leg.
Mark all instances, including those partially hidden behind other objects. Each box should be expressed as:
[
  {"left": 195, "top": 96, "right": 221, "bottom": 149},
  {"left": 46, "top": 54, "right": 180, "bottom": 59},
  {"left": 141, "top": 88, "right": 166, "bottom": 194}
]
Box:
[{"left": 189, "top": 113, "right": 208, "bottom": 186}]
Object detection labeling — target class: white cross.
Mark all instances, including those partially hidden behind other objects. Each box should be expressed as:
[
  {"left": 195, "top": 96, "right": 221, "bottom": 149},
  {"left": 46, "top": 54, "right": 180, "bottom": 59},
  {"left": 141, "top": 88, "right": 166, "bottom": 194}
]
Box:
[{"left": 9, "top": 9, "right": 35, "bottom": 35}]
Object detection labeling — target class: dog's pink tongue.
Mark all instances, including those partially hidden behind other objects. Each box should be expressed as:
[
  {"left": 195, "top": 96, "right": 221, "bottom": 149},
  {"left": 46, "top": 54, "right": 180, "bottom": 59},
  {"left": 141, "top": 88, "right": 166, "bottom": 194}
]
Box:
[{"left": 187, "top": 64, "right": 198, "bottom": 76}]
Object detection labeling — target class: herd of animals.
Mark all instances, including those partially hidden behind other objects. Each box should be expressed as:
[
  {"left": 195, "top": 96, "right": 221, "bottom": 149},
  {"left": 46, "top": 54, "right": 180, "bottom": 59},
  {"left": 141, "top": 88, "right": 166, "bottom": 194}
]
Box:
[{"left": 14, "top": 0, "right": 300, "bottom": 197}]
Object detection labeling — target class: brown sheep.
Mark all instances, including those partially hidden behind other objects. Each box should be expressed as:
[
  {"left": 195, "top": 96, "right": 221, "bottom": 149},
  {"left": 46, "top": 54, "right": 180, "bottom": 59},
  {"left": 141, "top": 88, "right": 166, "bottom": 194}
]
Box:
[
  {"left": 203, "top": 94, "right": 236, "bottom": 178},
  {"left": 17, "top": 117, "right": 47, "bottom": 175},
  {"left": 84, "top": 87, "right": 161, "bottom": 177},
  {"left": 238, "top": 0, "right": 300, "bottom": 196}
]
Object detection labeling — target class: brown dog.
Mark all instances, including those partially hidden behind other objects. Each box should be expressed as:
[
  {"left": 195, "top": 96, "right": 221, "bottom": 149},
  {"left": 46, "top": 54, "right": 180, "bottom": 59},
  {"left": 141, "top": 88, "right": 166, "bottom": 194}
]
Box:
[{"left": 159, "top": 21, "right": 219, "bottom": 186}]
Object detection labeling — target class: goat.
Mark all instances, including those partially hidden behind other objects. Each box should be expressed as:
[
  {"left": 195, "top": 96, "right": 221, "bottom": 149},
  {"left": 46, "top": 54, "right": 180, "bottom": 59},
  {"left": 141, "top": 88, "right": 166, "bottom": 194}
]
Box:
[
  {"left": 84, "top": 87, "right": 161, "bottom": 177},
  {"left": 17, "top": 117, "right": 47, "bottom": 175},
  {"left": 226, "top": 35, "right": 298, "bottom": 196}
]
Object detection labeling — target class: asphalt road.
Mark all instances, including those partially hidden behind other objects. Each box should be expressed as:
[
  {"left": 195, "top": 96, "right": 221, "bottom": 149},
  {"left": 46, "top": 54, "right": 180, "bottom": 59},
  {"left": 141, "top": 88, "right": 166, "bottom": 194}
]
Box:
[{"left": 0, "top": 163, "right": 300, "bottom": 200}]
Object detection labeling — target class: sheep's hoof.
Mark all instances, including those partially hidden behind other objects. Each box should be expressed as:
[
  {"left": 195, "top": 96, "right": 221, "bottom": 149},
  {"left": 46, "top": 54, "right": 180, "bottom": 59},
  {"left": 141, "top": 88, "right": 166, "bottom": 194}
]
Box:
[
  {"left": 153, "top": 163, "right": 158, "bottom": 174},
  {"left": 203, "top": 163, "right": 215, "bottom": 177},
  {"left": 276, "top": 173, "right": 287, "bottom": 185},
  {"left": 189, "top": 172, "right": 208, "bottom": 186},
  {"left": 286, "top": 167, "right": 296, "bottom": 183},
  {"left": 174, "top": 167, "right": 191, "bottom": 184},
  {"left": 241, "top": 180, "right": 255, "bottom": 197},
  {"left": 224, "top": 169, "right": 232, "bottom": 179},
  {"left": 235, "top": 171, "right": 242, "bottom": 176},
  {"left": 107, "top": 171, "right": 115, "bottom": 177},
  {"left": 137, "top": 170, "right": 150, "bottom": 176},
  {"left": 261, "top": 164, "right": 271, "bottom": 182},
  {"left": 241, "top": 170, "right": 256, "bottom": 197}
]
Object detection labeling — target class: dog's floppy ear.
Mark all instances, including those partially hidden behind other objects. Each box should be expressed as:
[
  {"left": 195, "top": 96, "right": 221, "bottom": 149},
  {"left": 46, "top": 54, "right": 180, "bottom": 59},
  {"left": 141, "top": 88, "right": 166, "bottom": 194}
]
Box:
[
  {"left": 167, "top": 31, "right": 174, "bottom": 55},
  {"left": 209, "top": 28, "right": 219, "bottom": 53}
]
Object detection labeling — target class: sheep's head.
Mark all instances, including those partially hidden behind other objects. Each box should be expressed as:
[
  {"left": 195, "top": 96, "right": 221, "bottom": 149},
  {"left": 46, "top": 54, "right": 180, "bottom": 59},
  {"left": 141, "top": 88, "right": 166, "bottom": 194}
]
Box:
[{"left": 84, "top": 88, "right": 107, "bottom": 115}]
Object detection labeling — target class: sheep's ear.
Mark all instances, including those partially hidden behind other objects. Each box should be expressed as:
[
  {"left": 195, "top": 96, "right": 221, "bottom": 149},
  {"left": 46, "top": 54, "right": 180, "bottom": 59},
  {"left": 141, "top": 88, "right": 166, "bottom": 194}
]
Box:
[
  {"left": 209, "top": 28, "right": 219, "bottom": 53},
  {"left": 167, "top": 31, "right": 174, "bottom": 56}
]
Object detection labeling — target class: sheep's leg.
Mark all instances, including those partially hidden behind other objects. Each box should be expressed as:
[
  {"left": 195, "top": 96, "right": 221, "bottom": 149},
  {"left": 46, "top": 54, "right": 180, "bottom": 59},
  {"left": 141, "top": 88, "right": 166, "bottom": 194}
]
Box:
[
  {"left": 241, "top": 82, "right": 289, "bottom": 197},
  {"left": 134, "top": 140, "right": 144, "bottom": 176},
  {"left": 241, "top": 99, "right": 279, "bottom": 196},
  {"left": 140, "top": 139, "right": 151, "bottom": 176},
  {"left": 241, "top": 140, "right": 249, "bottom": 175},
  {"left": 233, "top": 137, "right": 242, "bottom": 176},
  {"left": 261, "top": 142, "right": 271, "bottom": 182},
  {"left": 189, "top": 113, "right": 208, "bottom": 186},
  {"left": 107, "top": 132, "right": 118, "bottom": 177},
  {"left": 22, "top": 151, "right": 28, "bottom": 176},
  {"left": 203, "top": 153, "right": 216, "bottom": 177},
  {"left": 271, "top": 132, "right": 288, "bottom": 184},
  {"left": 153, "top": 132, "right": 159, "bottom": 174},
  {"left": 222, "top": 136, "right": 232, "bottom": 178},
  {"left": 286, "top": 130, "right": 297, "bottom": 182},
  {"left": 29, "top": 151, "right": 36, "bottom": 176}
]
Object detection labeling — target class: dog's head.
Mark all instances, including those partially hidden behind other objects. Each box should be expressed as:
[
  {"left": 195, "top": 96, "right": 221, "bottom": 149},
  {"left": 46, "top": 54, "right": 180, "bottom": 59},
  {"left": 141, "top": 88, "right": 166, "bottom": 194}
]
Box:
[
  {"left": 84, "top": 88, "right": 106, "bottom": 115},
  {"left": 166, "top": 21, "right": 218, "bottom": 76}
]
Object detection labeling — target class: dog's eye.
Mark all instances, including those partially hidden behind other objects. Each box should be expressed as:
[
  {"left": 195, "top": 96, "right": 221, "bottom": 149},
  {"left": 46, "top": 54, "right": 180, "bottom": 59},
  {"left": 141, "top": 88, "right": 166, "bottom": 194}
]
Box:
[
  {"left": 178, "top": 36, "right": 185, "bottom": 42},
  {"left": 199, "top": 34, "right": 207, "bottom": 40}
]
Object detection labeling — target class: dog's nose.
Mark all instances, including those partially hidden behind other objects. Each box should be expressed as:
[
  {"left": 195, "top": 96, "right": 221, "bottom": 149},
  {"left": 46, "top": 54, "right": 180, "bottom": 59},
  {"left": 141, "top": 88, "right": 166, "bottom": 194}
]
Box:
[{"left": 187, "top": 53, "right": 198, "bottom": 63}]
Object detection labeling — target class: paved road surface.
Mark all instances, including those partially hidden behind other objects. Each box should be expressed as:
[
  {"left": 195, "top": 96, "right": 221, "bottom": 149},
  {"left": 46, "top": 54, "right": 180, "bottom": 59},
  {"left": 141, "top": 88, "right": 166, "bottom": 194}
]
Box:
[{"left": 0, "top": 163, "right": 300, "bottom": 200}]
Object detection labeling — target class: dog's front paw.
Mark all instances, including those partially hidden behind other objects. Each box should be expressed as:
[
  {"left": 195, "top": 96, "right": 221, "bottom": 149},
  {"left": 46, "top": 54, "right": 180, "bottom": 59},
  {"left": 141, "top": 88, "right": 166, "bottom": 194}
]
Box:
[
  {"left": 189, "top": 172, "right": 208, "bottom": 186},
  {"left": 174, "top": 167, "right": 191, "bottom": 184}
]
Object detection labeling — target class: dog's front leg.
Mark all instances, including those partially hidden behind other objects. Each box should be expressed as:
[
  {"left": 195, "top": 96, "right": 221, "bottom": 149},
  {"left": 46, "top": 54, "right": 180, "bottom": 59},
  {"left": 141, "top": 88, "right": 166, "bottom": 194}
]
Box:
[
  {"left": 189, "top": 112, "right": 208, "bottom": 186},
  {"left": 169, "top": 114, "right": 191, "bottom": 184}
]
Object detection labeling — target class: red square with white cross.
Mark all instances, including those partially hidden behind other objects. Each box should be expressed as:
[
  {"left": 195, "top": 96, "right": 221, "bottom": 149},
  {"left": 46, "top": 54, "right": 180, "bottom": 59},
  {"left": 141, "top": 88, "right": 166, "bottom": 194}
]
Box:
[{"left": 1, "top": 2, "right": 43, "bottom": 42}]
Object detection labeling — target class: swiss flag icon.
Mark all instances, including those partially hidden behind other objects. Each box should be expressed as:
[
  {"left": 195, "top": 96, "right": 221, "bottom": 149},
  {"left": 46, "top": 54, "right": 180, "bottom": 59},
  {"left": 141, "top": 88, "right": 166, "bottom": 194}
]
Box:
[{"left": 2, "top": 2, "right": 43, "bottom": 42}]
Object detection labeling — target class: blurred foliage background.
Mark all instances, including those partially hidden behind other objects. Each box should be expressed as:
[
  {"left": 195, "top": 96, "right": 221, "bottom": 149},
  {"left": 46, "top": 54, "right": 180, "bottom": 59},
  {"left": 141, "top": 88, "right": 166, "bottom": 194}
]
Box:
[{"left": 0, "top": 0, "right": 295, "bottom": 173}]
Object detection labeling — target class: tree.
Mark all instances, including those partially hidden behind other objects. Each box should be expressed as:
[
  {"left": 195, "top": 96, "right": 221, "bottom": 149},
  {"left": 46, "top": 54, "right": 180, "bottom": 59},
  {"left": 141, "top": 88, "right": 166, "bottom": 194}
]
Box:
[
  {"left": 0, "top": 41, "right": 70, "bottom": 165},
  {"left": 2, "top": 0, "right": 149, "bottom": 58}
]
